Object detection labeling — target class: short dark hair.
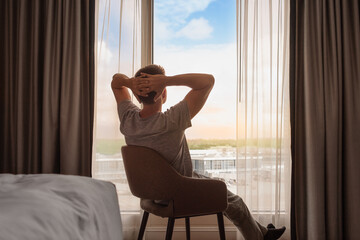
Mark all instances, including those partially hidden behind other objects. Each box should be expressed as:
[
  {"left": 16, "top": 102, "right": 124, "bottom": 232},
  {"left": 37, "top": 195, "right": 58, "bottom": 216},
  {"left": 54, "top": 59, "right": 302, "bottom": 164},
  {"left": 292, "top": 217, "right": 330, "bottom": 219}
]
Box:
[{"left": 134, "top": 64, "right": 165, "bottom": 104}]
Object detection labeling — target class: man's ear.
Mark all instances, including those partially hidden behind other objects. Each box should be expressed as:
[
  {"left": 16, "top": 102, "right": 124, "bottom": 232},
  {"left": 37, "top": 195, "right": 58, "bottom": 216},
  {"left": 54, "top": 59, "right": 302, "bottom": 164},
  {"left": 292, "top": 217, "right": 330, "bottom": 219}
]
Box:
[{"left": 161, "top": 88, "right": 167, "bottom": 104}]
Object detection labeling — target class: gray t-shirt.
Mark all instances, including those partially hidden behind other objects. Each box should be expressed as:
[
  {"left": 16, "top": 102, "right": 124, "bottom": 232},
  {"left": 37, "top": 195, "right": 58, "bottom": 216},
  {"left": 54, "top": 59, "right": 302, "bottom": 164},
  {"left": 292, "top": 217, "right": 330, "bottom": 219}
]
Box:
[{"left": 117, "top": 100, "right": 193, "bottom": 177}]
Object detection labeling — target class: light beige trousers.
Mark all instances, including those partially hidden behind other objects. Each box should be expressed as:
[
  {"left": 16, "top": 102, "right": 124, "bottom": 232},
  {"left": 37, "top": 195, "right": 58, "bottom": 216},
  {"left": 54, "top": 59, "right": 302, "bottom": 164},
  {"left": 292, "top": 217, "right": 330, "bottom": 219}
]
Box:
[{"left": 193, "top": 171, "right": 267, "bottom": 240}]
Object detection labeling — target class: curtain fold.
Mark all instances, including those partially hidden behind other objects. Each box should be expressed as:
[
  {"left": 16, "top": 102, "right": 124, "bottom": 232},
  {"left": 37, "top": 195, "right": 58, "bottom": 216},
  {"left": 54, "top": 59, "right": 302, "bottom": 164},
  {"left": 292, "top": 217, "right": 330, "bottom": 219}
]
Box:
[
  {"left": 237, "top": 0, "right": 291, "bottom": 239},
  {"left": 0, "top": 0, "right": 95, "bottom": 176},
  {"left": 290, "top": 0, "right": 360, "bottom": 239}
]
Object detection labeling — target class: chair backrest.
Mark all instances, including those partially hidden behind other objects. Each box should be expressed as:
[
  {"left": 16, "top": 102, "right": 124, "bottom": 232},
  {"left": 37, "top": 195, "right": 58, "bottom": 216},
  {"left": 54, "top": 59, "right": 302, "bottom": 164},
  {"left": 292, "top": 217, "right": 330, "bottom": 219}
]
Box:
[{"left": 121, "top": 145, "right": 182, "bottom": 200}]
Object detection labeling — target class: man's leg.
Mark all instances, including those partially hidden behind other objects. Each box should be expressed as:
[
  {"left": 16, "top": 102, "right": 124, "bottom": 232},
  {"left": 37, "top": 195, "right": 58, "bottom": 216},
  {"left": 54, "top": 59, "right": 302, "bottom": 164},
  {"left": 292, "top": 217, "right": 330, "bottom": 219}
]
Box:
[
  {"left": 224, "top": 188, "right": 267, "bottom": 239},
  {"left": 193, "top": 171, "right": 267, "bottom": 240}
]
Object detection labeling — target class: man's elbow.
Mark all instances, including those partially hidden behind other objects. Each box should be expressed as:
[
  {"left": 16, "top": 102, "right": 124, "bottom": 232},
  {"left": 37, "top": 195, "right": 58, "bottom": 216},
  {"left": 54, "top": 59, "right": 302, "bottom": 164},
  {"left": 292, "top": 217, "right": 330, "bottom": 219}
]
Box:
[
  {"left": 111, "top": 79, "right": 120, "bottom": 91},
  {"left": 111, "top": 73, "right": 124, "bottom": 90},
  {"left": 207, "top": 74, "right": 215, "bottom": 88}
]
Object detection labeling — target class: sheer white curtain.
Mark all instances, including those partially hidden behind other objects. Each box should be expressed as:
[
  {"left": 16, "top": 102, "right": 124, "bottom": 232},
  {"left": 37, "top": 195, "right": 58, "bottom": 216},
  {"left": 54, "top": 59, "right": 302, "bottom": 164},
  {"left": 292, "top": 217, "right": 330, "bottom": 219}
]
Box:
[
  {"left": 236, "top": 0, "right": 291, "bottom": 239},
  {"left": 93, "top": 0, "right": 151, "bottom": 238}
]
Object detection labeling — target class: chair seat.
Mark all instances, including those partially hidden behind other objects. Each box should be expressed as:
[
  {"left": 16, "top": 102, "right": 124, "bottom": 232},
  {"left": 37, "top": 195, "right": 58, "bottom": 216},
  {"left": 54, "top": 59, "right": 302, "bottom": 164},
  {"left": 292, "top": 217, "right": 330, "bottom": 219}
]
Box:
[
  {"left": 141, "top": 198, "right": 227, "bottom": 218},
  {"left": 141, "top": 199, "right": 174, "bottom": 218}
]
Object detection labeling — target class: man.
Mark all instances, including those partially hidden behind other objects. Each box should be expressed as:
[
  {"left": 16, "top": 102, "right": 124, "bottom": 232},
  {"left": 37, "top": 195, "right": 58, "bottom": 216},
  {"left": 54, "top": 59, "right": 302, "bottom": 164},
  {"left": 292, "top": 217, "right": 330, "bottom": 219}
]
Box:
[{"left": 112, "top": 64, "right": 285, "bottom": 240}]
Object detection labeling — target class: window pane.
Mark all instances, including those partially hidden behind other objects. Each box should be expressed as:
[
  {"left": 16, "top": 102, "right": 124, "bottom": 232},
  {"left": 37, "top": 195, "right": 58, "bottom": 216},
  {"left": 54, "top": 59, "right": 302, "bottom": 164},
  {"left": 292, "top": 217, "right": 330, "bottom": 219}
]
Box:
[{"left": 154, "top": 0, "right": 237, "bottom": 193}]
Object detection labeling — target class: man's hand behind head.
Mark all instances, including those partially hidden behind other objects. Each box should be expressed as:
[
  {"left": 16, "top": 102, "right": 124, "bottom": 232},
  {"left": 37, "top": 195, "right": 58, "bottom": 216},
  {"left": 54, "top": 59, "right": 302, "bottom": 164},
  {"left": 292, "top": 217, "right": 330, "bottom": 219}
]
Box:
[{"left": 137, "top": 73, "right": 167, "bottom": 102}]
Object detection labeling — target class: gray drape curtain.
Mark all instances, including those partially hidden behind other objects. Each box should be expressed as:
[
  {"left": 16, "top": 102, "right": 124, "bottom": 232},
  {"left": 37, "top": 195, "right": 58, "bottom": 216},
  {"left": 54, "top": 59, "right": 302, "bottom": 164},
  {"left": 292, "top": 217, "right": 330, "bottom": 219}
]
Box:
[
  {"left": 0, "top": 0, "right": 95, "bottom": 176},
  {"left": 290, "top": 0, "right": 360, "bottom": 239}
]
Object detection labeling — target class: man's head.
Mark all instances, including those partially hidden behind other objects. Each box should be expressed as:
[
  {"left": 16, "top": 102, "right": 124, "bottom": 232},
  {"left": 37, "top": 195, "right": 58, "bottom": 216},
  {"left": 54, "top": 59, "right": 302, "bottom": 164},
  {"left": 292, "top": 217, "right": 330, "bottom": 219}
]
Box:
[{"left": 134, "top": 64, "right": 165, "bottom": 104}]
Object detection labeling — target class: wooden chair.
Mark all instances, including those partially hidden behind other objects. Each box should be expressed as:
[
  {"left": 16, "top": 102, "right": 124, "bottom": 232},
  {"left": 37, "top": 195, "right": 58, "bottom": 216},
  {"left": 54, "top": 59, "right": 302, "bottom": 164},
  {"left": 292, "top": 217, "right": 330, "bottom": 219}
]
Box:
[{"left": 121, "top": 145, "right": 228, "bottom": 240}]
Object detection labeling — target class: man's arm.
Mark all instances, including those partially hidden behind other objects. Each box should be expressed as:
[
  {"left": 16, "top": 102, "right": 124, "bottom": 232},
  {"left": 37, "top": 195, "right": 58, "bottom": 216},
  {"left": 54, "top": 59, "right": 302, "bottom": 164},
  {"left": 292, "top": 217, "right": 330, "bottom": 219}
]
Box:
[
  {"left": 138, "top": 73, "right": 215, "bottom": 119},
  {"left": 111, "top": 73, "right": 145, "bottom": 103}
]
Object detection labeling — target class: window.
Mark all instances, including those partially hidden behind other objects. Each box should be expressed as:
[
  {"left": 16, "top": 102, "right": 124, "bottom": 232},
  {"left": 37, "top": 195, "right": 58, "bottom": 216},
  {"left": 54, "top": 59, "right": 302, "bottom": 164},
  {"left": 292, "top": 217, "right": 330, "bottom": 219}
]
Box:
[
  {"left": 154, "top": 0, "right": 238, "bottom": 194},
  {"left": 94, "top": 1, "right": 291, "bottom": 226}
]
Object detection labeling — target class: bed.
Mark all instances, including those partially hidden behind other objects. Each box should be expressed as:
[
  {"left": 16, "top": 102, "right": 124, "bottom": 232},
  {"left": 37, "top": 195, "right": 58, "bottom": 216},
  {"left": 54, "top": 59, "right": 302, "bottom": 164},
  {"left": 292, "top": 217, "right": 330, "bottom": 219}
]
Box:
[{"left": 0, "top": 174, "right": 122, "bottom": 240}]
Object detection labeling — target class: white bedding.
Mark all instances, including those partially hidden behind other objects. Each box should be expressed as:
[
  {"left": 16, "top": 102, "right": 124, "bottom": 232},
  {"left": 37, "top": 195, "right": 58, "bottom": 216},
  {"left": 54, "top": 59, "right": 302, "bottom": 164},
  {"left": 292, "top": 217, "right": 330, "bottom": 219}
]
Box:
[{"left": 0, "top": 174, "right": 122, "bottom": 240}]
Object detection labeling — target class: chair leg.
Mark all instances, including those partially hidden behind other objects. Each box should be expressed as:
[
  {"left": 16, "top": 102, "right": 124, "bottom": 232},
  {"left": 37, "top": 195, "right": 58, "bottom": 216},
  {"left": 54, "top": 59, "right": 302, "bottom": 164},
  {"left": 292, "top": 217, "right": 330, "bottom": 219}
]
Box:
[
  {"left": 185, "top": 217, "right": 190, "bottom": 240},
  {"left": 217, "top": 213, "right": 226, "bottom": 240},
  {"left": 165, "top": 217, "right": 175, "bottom": 240},
  {"left": 138, "top": 211, "right": 149, "bottom": 240}
]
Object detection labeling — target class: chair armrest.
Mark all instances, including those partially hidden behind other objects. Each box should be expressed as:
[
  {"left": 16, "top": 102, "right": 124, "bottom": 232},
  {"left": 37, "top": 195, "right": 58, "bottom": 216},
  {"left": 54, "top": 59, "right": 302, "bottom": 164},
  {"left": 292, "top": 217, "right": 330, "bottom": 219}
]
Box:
[{"left": 172, "top": 177, "right": 228, "bottom": 217}]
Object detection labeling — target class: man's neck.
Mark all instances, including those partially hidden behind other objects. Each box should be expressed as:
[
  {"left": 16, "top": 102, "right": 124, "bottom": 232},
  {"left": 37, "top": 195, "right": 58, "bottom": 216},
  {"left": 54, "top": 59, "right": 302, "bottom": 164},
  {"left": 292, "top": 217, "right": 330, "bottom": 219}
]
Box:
[{"left": 139, "top": 102, "right": 162, "bottom": 118}]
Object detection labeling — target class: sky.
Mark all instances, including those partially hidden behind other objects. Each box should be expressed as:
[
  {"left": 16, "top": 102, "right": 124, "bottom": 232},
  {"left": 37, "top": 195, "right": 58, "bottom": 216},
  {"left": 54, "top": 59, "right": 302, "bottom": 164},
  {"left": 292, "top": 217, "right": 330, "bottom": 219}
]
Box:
[{"left": 154, "top": 0, "right": 236, "bottom": 46}]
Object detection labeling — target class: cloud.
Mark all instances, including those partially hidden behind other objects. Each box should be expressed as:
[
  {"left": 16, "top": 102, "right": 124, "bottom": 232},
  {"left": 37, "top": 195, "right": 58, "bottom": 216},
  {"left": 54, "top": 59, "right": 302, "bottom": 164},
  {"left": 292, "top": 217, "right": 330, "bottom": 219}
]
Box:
[
  {"left": 156, "top": 0, "right": 215, "bottom": 25},
  {"left": 154, "top": 17, "right": 175, "bottom": 41},
  {"left": 154, "top": 0, "right": 215, "bottom": 42},
  {"left": 176, "top": 18, "right": 213, "bottom": 40}
]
